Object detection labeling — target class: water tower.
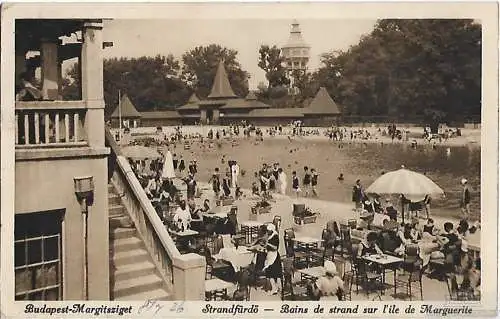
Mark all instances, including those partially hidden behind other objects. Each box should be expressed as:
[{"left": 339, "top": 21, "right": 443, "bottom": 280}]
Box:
[{"left": 281, "top": 20, "right": 310, "bottom": 94}]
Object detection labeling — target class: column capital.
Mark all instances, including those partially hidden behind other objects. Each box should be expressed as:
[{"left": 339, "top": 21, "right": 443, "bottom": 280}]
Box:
[
  {"left": 40, "top": 37, "right": 62, "bottom": 45},
  {"left": 83, "top": 20, "right": 103, "bottom": 30}
]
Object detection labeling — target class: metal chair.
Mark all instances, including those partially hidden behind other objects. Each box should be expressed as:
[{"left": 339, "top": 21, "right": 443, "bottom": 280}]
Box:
[
  {"left": 341, "top": 271, "right": 354, "bottom": 301},
  {"left": 284, "top": 228, "right": 309, "bottom": 267},
  {"left": 394, "top": 263, "right": 424, "bottom": 300},
  {"left": 281, "top": 257, "right": 311, "bottom": 301}
]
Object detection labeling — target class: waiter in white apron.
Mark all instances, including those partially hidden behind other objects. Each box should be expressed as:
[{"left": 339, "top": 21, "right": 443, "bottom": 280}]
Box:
[{"left": 262, "top": 224, "right": 283, "bottom": 295}]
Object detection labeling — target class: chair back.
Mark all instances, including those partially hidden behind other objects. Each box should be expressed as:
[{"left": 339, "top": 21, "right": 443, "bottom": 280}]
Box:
[
  {"left": 341, "top": 228, "right": 351, "bottom": 242},
  {"left": 333, "top": 221, "right": 341, "bottom": 236},
  {"left": 406, "top": 244, "right": 419, "bottom": 256},
  {"left": 284, "top": 228, "right": 295, "bottom": 240},
  {"left": 326, "top": 220, "right": 336, "bottom": 232},
  {"left": 321, "top": 229, "right": 330, "bottom": 241},
  {"left": 227, "top": 210, "right": 238, "bottom": 235},
  {"left": 208, "top": 236, "right": 223, "bottom": 255}
]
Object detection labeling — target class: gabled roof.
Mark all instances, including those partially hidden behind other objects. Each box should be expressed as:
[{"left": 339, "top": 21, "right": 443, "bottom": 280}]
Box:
[
  {"left": 207, "top": 61, "right": 237, "bottom": 99},
  {"left": 187, "top": 92, "right": 200, "bottom": 103},
  {"left": 177, "top": 93, "right": 201, "bottom": 110},
  {"left": 110, "top": 94, "right": 141, "bottom": 118},
  {"left": 303, "top": 87, "right": 341, "bottom": 115}
]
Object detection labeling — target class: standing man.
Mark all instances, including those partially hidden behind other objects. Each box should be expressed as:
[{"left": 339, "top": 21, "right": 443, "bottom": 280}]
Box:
[
  {"left": 292, "top": 171, "right": 300, "bottom": 199},
  {"left": 311, "top": 168, "right": 319, "bottom": 197},
  {"left": 352, "top": 179, "right": 364, "bottom": 211},
  {"left": 302, "top": 166, "right": 311, "bottom": 197},
  {"left": 231, "top": 161, "right": 240, "bottom": 189},
  {"left": 460, "top": 178, "right": 471, "bottom": 220}
]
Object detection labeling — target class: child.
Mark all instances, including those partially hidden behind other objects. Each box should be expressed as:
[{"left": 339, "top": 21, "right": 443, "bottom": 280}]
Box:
[
  {"left": 311, "top": 169, "right": 319, "bottom": 197},
  {"left": 292, "top": 171, "right": 300, "bottom": 199}
]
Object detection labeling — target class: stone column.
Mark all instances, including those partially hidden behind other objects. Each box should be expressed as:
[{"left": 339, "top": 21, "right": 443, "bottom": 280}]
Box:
[
  {"left": 81, "top": 20, "right": 105, "bottom": 148},
  {"left": 40, "top": 39, "right": 60, "bottom": 99},
  {"left": 200, "top": 109, "right": 207, "bottom": 124},
  {"left": 213, "top": 109, "right": 220, "bottom": 124}
]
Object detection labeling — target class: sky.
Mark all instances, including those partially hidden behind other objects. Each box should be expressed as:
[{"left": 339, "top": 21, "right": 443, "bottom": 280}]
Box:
[{"left": 98, "top": 19, "right": 376, "bottom": 90}]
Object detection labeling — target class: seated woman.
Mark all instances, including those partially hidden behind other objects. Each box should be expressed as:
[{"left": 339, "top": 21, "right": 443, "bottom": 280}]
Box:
[
  {"left": 395, "top": 223, "right": 417, "bottom": 256},
  {"left": 423, "top": 218, "right": 438, "bottom": 235},
  {"left": 311, "top": 261, "right": 345, "bottom": 300},
  {"left": 384, "top": 199, "right": 398, "bottom": 221},
  {"left": 358, "top": 232, "right": 383, "bottom": 257}
]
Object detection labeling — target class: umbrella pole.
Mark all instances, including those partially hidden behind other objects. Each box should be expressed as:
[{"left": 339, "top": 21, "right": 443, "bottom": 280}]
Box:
[{"left": 401, "top": 196, "right": 405, "bottom": 224}]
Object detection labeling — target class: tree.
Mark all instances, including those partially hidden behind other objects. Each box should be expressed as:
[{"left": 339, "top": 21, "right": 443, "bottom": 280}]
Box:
[
  {"left": 181, "top": 44, "right": 249, "bottom": 99},
  {"left": 61, "top": 62, "right": 81, "bottom": 100},
  {"left": 257, "top": 45, "right": 290, "bottom": 89},
  {"left": 315, "top": 19, "right": 481, "bottom": 122},
  {"left": 62, "top": 54, "right": 191, "bottom": 115}
]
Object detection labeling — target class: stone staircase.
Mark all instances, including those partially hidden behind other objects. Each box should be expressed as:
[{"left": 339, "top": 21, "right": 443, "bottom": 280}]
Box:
[{"left": 108, "top": 184, "right": 172, "bottom": 301}]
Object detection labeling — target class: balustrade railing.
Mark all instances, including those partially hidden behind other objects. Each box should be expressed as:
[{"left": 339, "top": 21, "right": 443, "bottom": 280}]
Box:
[
  {"left": 106, "top": 130, "right": 177, "bottom": 294},
  {"left": 15, "top": 101, "right": 88, "bottom": 147}
]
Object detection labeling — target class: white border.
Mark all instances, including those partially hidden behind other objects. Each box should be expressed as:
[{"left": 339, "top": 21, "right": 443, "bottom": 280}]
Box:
[{"left": 1, "top": 1, "right": 498, "bottom": 318}]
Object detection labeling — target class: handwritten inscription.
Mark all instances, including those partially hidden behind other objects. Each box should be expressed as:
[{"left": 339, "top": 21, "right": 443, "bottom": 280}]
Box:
[{"left": 137, "top": 299, "right": 164, "bottom": 316}]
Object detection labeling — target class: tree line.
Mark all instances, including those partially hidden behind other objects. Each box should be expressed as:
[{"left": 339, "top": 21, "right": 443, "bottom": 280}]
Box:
[{"left": 62, "top": 19, "right": 481, "bottom": 123}]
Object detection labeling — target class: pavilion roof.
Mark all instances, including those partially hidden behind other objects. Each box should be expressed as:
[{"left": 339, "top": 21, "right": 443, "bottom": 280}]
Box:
[
  {"left": 207, "top": 61, "right": 237, "bottom": 99},
  {"left": 110, "top": 94, "right": 142, "bottom": 118},
  {"left": 303, "top": 87, "right": 341, "bottom": 115}
]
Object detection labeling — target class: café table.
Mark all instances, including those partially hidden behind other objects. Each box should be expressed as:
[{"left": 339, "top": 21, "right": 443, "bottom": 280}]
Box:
[
  {"left": 298, "top": 266, "right": 325, "bottom": 281},
  {"left": 240, "top": 221, "right": 264, "bottom": 245},
  {"left": 205, "top": 278, "right": 235, "bottom": 301},
  {"left": 169, "top": 229, "right": 199, "bottom": 251},
  {"left": 362, "top": 254, "right": 403, "bottom": 294},
  {"left": 213, "top": 247, "right": 254, "bottom": 272},
  {"left": 203, "top": 212, "right": 229, "bottom": 219},
  {"left": 292, "top": 236, "right": 323, "bottom": 267}
]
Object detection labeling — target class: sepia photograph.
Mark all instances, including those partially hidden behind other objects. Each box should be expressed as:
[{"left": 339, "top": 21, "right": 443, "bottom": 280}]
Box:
[{"left": 1, "top": 2, "right": 498, "bottom": 318}]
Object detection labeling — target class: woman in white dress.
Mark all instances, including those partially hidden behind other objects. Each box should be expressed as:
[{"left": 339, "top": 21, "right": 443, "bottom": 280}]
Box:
[{"left": 278, "top": 168, "right": 287, "bottom": 195}]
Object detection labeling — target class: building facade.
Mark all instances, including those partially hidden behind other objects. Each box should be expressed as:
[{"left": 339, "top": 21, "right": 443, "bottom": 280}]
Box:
[{"left": 14, "top": 19, "right": 110, "bottom": 300}]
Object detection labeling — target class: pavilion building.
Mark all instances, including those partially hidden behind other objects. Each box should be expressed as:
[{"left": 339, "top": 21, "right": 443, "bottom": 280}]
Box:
[
  {"left": 109, "top": 93, "right": 142, "bottom": 128},
  {"left": 140, "top": 61, "right": 342, "bottom": 126}
]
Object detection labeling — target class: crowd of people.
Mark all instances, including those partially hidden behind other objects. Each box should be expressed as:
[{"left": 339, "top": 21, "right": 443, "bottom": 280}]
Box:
[{"left": 117, "top": 121, "right": 480, "bottom": 301}]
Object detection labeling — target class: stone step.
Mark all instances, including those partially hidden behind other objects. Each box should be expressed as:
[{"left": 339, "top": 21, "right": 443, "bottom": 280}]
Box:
[
  {"left": 113, "top": 236, "right": 143, "bottom": 253},
  {"left": 113, "top": 287, "right": 172, "bottom": 301},
  {"left": 110, "top": 227, "right": 136, "bottom": 241},
  {"left": 113, "top": 248, "right": 149, "bottom": 267},
  {"left": 113, "top": 274, "right": 164, "bottom": 299},
  {"left": 108, "top": 193, "right": 122, "bottom": 206},
  {"left": 114, "top": 260, "right": 156, "bottom": 282},
  {"left": 109, "top": 204, "right": 125, "bottom": 217}
]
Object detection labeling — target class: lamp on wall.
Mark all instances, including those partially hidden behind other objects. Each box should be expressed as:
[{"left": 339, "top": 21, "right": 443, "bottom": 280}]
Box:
[{"left": 73, "top": 175, "right": 94, "bottom": 300}]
